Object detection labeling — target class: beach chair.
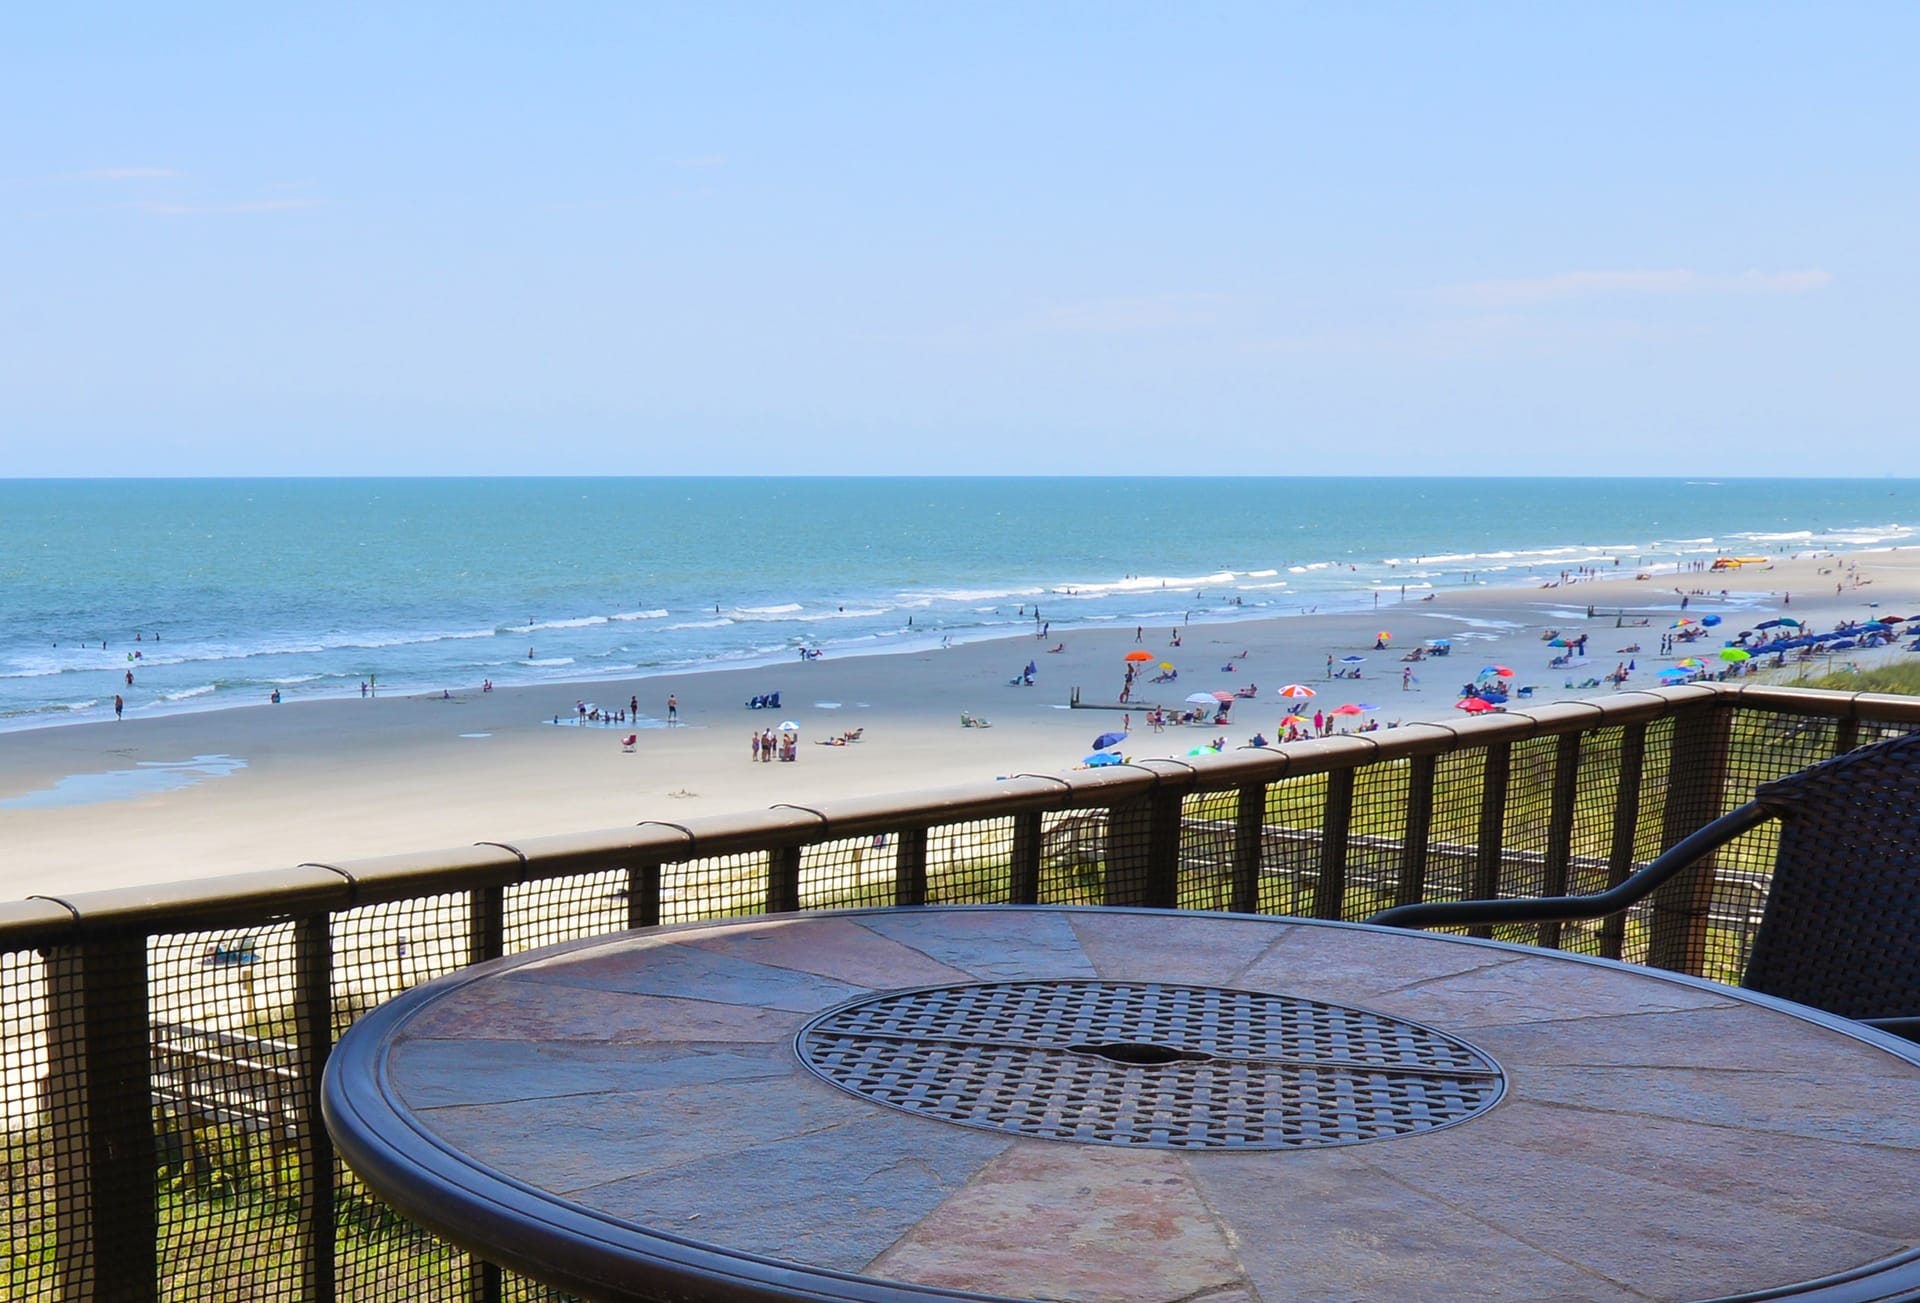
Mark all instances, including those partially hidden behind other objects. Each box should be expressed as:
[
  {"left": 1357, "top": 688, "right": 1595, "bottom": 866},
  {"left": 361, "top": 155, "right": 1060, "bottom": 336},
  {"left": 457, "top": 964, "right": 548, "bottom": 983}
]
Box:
[
  {"left": 1370, "top": 730, "right": 1920, "bottom": 1040},
  {"left": 621, "top": 734, "right": 637, "bottom": 752}
]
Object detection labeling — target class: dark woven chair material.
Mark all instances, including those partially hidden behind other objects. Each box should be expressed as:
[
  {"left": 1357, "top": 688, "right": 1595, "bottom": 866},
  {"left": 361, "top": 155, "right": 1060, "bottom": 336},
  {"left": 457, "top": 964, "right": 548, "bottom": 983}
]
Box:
[{"left": 1371, "top": 730, "right": 1920, "bottom": 1037}]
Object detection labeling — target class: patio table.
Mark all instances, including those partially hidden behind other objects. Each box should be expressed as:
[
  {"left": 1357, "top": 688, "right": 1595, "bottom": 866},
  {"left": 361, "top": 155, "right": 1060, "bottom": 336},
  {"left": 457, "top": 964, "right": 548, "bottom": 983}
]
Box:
[{"left": 323, "top": 905, "right": 1920, "bottom": 1302}]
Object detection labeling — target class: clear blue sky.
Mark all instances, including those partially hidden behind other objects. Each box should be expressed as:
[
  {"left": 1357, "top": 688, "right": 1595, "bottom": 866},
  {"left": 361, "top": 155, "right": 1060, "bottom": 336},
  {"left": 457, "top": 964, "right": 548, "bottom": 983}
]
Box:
[{"left": 4, "top": 4, "right": 1913, "bottom": 476}]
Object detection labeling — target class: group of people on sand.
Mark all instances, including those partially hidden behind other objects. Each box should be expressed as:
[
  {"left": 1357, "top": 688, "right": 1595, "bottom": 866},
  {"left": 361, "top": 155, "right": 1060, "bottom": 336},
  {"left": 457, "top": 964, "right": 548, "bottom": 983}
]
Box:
[{"left": 751, "top": 728, "right": 797, "bottom": 763}]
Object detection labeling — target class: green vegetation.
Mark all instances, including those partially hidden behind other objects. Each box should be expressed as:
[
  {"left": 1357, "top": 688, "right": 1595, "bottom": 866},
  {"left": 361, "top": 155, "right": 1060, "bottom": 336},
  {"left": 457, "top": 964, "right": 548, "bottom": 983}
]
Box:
[{"left": 1805, "top": 661, "right": 1920, "bottom": 695}]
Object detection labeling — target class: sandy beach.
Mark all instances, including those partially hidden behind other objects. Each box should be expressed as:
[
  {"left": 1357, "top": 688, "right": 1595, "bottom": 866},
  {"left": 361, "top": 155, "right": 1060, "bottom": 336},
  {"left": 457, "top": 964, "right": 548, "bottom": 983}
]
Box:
[{"left": 4, "top": 550, "right": 1915, "bottom": 901}]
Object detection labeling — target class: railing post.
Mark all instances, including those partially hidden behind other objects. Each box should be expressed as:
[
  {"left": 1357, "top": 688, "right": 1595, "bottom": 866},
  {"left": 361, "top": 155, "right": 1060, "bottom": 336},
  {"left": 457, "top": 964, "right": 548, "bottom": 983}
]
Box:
[
  {"left": 1537, "top": 734, "right": 1582, "bottom": 951},
  {"left": 1392, "top": 754, "right": 1438, "bottom": 911},
  {"left": 293, "top": 915, "right": 336, "bottom": 1303},
  {"left": 44, "top": 935, "right": 157, "bottom": 1303},
  {"left": 1008, "top": 816, "right": 1041, "bottom": 906},
  {"left": 627, "top": 862, "right": 663, "bottom": 930},
  {"left": 769, "top": 846, "right": 802, "bottom": 914},
  {"left": 1466, "top": 743, "right": 1512, "bottom": 939},
  {"left": 1599, "top": 722, "right": 1648, "bottom": 961},
  {"left": 1646, "top": 706, "right": 1735, "bottom": 975},
  {"left": 1312, "top": 770, "right": 1355, "bottom": 920},
  {"left": 466, "top": 886, "right": 505, "bottom": 1303},
  {"left": 895, "top": 829, "right": 930, "bottom": 907},
  {"left": 1231, "top": 783, "right": 1265, "bottom": 915}
]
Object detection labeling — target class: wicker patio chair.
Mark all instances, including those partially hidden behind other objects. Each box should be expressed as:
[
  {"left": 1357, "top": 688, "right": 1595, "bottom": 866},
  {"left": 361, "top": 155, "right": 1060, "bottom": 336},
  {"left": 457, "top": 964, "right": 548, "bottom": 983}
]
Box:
[{"left": 1370, "top": 729, "right": 1920, "bottom": 1040}]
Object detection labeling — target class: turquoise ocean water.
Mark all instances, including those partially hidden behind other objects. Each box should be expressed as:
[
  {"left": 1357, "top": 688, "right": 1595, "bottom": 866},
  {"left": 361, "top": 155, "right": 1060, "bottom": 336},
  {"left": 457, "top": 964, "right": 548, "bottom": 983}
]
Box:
[{"left": 3, "top": 477, "right": 1916, "bottom": 733}]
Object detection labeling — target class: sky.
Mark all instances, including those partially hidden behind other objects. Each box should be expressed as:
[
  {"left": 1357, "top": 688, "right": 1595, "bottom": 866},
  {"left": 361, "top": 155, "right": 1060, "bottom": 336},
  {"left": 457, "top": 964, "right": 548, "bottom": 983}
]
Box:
[{"left": 3, "top": 4, "right": 1915, "bottom": 476}]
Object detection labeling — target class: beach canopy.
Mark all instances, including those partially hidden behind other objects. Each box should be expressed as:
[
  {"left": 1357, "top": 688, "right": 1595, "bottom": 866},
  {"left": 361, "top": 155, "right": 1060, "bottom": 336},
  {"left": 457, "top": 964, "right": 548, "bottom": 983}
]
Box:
[
  {"left": 1091, "top": 731, "right": 1128, "bottom": 750},
  {"left": 1123, "top": 650, "right": 1153, "bottom": 662},
  {"left": 1276, "top": 684, "right": 1316, "bottom": 698}
]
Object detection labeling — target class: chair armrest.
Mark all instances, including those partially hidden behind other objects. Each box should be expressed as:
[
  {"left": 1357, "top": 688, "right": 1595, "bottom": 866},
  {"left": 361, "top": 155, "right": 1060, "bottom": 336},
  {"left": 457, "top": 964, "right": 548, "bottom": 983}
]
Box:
[
  {"left": 1368, "top": 801, "right": 1772, "bottom": 931},
  {"left": 1860, "top": 1016, "right": 1920, "bottom": 1044}
]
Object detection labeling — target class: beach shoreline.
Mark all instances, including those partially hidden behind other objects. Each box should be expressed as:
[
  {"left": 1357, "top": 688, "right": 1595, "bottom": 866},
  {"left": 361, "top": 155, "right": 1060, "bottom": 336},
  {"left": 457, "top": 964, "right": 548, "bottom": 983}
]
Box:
[{"left": 3, "top": 549, "right": 1914, "bottom": 901}]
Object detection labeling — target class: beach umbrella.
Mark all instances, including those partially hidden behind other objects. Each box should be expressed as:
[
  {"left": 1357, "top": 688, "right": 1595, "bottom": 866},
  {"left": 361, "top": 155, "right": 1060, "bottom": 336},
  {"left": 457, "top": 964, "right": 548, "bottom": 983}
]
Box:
[
  {"left": 1083, "top": 752, "right": 1124, "bottom": 767},
  {"left": 1547, "top": 638, "right": 1570, "bottom": 647},
  {"left": 1282, "top": 713, "right": 1311, "bottom": 726},
  {"left": 1276, "top": 684, "right": 1316, "bottom": 698},
  {"left": 1091, "top": 731, "right": 1128, "bottom": 750},
  {"left": 1755, "top": 619, "right": 1785, "bottom": 630},
  {"left": 1211, "top": 690, "right": 1237, "bottom": 703},
  {"left": 1186, "top": 691, "right": 1218, "bottom": 705},
  {"left": 778, "top": 720, "right": 800, "bottom": 731},
  {"left": 1124, "top": 650, "right": 1153, "bottom": 662},
  {"left": 1455, "top": 698, "right": 1496, "bottom": 713},
  {"left": 1479, "top": 665, "right": 1514, "bottom": 677},
  {"left": 1187, "top": 745, "right": 1220, "bottom": 756},
  {"left": 1354, "top": 703, "right": 1379, "bottom": 711},
  {"left": 1701, "top": 615, "right": 1722, "bottom": 627},
  {"left": 1719, "top": 648, "right": 1751, "bottom": 662},
  {"left": 1777, "top": 617, "right": 1803, "bottom": 628},
  {"left": 1339, "top": 655, "right": 1367, "bottom": 664},
  {"left": 1159, "top": 661, "right": 1175, "bottom": 670},
  {"left": 1331, "top": 703, "right": 1365, "bottom": 716},
  {"left": 1671, "top": 618, "right": 1696, "bottom": 628},
  {"left": 1659, "top": 667, "right": 1690, "bottom": 679},
  {"left": 1376, "top": 631, "right": 1391, "bottom": 641},
  {"left": 1677, "top": 657, "right": 1703, "bottom": 668}
]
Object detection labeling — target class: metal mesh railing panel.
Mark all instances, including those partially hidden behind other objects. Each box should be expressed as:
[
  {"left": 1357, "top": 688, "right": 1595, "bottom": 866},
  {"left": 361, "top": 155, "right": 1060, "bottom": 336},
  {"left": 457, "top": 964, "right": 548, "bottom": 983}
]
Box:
[
  {"left": 1174, "top": 790, "right": 1238, "bottom": 912},
  {"left": 1038, "top": 811, "right": 1107, "bottom": 904},
  {"left": 332, "top": 894, "right": 476, "bottom": 1302},
  {"left": 1548, "top": 725, "right": 1633, "bottom": 958},
  {"left": 1344, "top": 759, "right": 1412, "bottom": 919},
  {"left": 150, "top": 925, "right": 305, "bottom": 1302},
  {"left": 2, "top": 949, "right": 50, "bottom": 1303},
  {"left": 926, "top": 818, "right": 1019, "bottom": 904},
  {"left": 1256, "top": 771, "right": 1326, "bottom": 916},
  {"left": 507, "top": 872, "right": 630, "bottom": 954},
  {"left": 798, "top": 837, "right": 895, "bottom": 910},
  {"left": 1422, "top": 748, "right": 1488, "bottom": 906},
  {"left": 659, "top": 853, "right": 765, "bottom": 924}
]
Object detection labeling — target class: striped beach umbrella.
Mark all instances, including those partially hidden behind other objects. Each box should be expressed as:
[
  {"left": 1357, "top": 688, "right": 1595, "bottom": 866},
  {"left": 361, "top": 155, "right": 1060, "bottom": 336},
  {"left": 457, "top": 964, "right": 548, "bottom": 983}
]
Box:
[{"left": 1276, "top": 684, "right": 1316, "bottom": 698}]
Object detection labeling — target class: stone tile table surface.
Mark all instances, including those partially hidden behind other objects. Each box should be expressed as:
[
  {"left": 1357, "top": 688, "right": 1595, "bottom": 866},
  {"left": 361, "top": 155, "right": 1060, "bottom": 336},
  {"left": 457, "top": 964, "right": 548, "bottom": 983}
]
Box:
[{"left": 322, "top": 906, "right": 1920, "bottom": 1303}]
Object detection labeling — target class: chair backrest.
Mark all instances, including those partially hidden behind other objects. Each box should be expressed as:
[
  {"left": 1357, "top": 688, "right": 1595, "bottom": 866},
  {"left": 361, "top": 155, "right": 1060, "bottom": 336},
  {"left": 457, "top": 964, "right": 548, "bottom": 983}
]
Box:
[{"left": 1742, "top": 729, "right": 1920, "bottom": 1021}]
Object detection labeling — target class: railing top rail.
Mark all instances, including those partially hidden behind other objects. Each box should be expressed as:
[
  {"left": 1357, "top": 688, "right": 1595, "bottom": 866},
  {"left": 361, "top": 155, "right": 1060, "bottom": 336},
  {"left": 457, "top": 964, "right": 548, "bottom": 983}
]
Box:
[{"left": 0, "top": 684, "right": 1907, "bottom": 950}]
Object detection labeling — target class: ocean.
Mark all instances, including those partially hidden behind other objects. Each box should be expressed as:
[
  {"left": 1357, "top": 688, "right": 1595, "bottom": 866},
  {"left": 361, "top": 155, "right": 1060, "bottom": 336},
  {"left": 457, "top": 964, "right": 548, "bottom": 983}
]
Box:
[{"left": 3, "top": 476, "right": 1915, "bottom": 733}]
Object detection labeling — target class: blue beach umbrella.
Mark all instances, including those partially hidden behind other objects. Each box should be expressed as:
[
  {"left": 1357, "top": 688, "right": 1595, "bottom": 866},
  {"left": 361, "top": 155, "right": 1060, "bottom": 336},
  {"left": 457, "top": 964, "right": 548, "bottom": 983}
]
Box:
[
  {"left": 1701, "top": 615, "right": 1722, "bottom": 626},
  {"left": 1091, "top": 731, "right": 1128, "bottom": 750},
  {"left": 1083, "top": 752, "right": 1124, "bottom": 767}
]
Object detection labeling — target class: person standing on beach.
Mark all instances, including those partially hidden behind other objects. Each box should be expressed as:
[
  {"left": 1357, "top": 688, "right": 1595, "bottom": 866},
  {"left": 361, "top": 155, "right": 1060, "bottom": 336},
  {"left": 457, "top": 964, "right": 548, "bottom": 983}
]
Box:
[
  {"left": 667, "top": 694, "right": 678, "bottom": 725},
  {"left": 114, "top": 693, "right": 123, "bottom": 720}
]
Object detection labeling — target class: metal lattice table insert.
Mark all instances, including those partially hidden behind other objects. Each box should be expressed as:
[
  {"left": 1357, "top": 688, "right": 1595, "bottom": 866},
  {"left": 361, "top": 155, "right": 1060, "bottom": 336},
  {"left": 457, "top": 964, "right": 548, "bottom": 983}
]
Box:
[{"left": 795, "top": 980, "right": 1505, "bottom": 1150}]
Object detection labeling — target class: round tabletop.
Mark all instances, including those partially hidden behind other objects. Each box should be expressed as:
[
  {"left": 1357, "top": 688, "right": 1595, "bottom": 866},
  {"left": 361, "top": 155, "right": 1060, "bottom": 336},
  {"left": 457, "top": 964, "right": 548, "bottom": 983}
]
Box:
[{"left": 323, "top": 906, "right": 1920, "bottom": 1303}]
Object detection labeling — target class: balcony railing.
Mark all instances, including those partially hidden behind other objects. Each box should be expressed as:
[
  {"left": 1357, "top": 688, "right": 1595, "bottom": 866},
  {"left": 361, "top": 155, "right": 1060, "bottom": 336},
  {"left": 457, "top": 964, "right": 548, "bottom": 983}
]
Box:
[{"left": 4, "top": 682, "right": 1917, "bottom": 1302}]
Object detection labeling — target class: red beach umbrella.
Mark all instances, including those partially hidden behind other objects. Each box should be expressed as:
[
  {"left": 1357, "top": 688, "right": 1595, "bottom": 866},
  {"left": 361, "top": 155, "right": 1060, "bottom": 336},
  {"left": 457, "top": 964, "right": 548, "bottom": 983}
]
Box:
[
  {"left": 1331, "top": 703, "right": 1365, "bottom": 716},
  {"left": 1123, "top": 650, "right": 1154, "bottom": 662},
  {"left": 1456, "top": 697, "right": 1497, "bottom": 713}
]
